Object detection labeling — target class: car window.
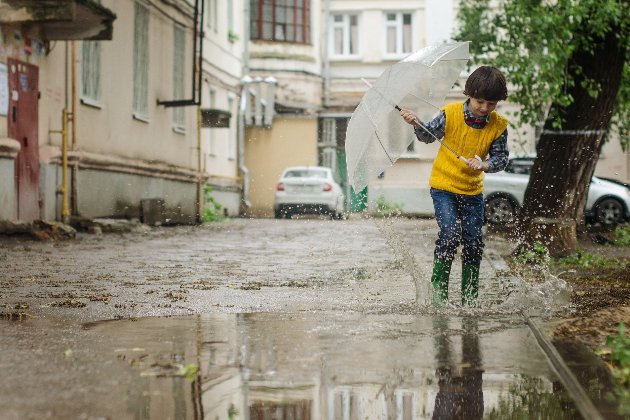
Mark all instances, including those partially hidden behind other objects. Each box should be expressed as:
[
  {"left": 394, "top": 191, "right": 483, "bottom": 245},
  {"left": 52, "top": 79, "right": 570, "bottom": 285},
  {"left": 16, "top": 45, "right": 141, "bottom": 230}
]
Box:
[
  {"left": 505, "top": 159, "right": 534, "bottom": 175},
  {"left": 284, "top": 169, "right": 328, "bottom": 179}
]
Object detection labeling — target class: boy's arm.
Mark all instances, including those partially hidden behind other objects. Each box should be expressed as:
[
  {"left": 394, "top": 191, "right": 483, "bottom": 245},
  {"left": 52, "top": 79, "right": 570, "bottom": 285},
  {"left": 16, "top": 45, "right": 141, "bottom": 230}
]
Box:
[
  {"left": 484, "top": 129, "right": 509, "bottom": 173},
  {"left": 400, "top": 109, "right": 445, "bottom": 144}
]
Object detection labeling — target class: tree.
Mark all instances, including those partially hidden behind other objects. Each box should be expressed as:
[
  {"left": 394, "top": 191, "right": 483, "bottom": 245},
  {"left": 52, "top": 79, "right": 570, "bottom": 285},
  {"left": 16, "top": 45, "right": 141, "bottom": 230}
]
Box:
[{"left": 456, "top": 0, "right": 630, "bottom": 256}]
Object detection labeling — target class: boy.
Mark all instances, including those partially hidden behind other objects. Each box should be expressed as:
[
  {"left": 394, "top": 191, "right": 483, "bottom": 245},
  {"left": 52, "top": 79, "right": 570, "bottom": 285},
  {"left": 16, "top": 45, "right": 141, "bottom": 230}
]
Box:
[{"left": 400, "top": 66, "right": 509, "bottom": 307}]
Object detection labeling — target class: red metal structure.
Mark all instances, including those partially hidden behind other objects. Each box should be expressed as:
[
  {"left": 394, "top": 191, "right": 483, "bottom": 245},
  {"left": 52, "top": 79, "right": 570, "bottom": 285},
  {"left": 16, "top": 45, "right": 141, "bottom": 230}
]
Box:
[{"left": 8, "top": 58, "right": 40, "bottom": 221}]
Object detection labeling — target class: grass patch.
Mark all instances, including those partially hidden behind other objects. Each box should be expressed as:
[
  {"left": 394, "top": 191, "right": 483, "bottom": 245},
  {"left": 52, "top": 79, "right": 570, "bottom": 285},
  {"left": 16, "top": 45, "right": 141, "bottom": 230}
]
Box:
[
  {"left": 554, "top": 249, "right": 620, "bottom": 269},
  {"left": 598, "top": 323, "right": 630, "bottom": 416},
  {"left": 612, "top": 225, "right": 630, "bottom": 247}
]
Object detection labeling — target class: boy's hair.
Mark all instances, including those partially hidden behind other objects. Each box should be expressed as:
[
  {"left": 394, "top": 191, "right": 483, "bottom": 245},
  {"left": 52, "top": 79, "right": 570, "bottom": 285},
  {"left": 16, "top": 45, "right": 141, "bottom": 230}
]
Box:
[{"left": 463, "top": 66, "right": 508, "bottom": 101}]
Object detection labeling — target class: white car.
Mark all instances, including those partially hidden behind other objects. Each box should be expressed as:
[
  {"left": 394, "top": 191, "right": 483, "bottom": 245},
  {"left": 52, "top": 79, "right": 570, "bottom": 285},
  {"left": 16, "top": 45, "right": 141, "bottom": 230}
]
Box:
[
  {"left": 274, "top": 166, "right": 345, "bottom": 219},
  {"left": 484, "top": 157, "right": 630, "bottom": 225}
]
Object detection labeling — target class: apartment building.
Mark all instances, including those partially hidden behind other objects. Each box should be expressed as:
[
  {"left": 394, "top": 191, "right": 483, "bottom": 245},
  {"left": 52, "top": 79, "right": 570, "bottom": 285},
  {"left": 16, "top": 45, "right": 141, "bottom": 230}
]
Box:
[
  {"left": 0, "top": 0, "right": 245, "bottom": 224},
  {"left": 242, "top": 0, "right": 324, "bottom": 217}
]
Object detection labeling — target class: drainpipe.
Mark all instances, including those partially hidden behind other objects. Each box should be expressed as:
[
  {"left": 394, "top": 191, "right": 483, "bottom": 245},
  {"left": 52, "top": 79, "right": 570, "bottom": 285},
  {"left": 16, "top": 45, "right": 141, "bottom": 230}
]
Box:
[
  {"left": 196, "top": 106, "right": 203, "bottom": 223},
  {"left": 323, "top": 0, "right": 331, "bottom": 107},
  {"left": 239, "top": 0, "right": 252, "bottom": 211},
  {"left": 70, "top": 41, "right": 78, "bottom": 216},
  {"left": 50, "top": 109, "right": 69, "bottom": 223},
  {"left": 239, "top": 76, "right": 252, "bottom": 209}
]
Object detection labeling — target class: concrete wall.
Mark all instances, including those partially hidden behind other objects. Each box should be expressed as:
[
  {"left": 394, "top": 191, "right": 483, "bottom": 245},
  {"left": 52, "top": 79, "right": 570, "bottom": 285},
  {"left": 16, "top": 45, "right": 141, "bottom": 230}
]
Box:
[{"left": 245, "top": 117, "right": 319, "bottom": 217}]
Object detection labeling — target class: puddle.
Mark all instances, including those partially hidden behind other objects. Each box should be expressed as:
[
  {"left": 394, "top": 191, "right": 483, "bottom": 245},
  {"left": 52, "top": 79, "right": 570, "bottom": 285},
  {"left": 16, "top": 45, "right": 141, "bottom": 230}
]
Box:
[{"left": 85, "top": 313, "right": 581, "bottom": 419}]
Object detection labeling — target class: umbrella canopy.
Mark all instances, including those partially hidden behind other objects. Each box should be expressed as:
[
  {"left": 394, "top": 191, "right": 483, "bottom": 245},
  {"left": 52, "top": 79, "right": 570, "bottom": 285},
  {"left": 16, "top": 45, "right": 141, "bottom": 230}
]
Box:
[{"left": 345, "top": 42, "right": 470, "bottom": 193}]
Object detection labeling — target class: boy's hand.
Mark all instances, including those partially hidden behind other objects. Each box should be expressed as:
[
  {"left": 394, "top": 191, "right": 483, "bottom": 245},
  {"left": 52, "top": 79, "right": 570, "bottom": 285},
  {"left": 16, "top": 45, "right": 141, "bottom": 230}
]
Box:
[
  {"left": 399, "top": 109, "right": 421, "bottom": 129},
  {"left": 466, "top": 156, "right": 489, "bottom": 171}
]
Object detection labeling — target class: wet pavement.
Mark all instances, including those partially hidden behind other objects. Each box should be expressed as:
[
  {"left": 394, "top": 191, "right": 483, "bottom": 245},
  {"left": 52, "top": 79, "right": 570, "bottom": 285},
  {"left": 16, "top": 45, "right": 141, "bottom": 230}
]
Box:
[{"left": 0, "top": 217, "right": 583, "bottom": 419}]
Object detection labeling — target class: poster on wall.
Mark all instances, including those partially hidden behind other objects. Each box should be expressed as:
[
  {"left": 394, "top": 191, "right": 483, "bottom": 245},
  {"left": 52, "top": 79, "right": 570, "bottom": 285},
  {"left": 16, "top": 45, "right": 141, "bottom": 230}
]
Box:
[{"left": 0, "top": 63, "right": 7, "bottom": 116}]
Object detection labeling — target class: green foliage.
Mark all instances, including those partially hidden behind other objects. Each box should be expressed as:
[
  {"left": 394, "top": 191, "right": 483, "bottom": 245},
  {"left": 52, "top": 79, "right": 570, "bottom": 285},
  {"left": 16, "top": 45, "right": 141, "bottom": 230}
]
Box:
[
  {"left": 612, "top": 225, "right": 630, "bottom": 246},
  {"left": 228, "top": 404, "right": 239, "bottom": 419},
  {"left": 203, "top": 185, "right": 223, "bottom": 223},
  {"left": 602, "top": 324, "right": 630, "bottom": 415},
  {"left": 374, "top": 195, "right": 403, "bottom": 217},
  {"left": 228, "top": 29, "right": 239, "bottom": 43},
  {"left": 178, "top": 363, "right": 199, "bottom": 381},
  {"left": 555, "top": 249, "right": 617, "bottom": 268},
  {"left": 514, "top": 241, "right": 550, "bottom": 267},
  {"left": 456, "top": 0, "right": 630, "bottom": 149}
]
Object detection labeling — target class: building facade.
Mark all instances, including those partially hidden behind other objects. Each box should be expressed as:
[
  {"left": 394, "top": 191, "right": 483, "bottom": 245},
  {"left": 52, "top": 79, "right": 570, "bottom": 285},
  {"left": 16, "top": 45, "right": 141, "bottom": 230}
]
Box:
[
  {"left": 0, "top": 0, "right": 246, "bottom": 224},
  {"left": 1, "top": 0, "right": 627, "bottom": 223}
]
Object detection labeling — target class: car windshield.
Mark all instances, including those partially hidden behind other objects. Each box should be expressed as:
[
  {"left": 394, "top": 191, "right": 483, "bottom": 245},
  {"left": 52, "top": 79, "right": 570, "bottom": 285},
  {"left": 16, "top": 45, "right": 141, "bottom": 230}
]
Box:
[{"left": 284, "top": 169, "right": 328, "bottom": 179}]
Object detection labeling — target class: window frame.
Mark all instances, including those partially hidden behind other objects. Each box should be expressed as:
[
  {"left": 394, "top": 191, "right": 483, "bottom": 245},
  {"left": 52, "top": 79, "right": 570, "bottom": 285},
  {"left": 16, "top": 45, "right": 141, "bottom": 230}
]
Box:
[
  {"left": 227, "top": 94, "right": 236, "bottom": 160},
  {"left": 172, "top": 23, "right": 186, "bottom": 133},
  {"left": 208, "top": 87, "right": 217, "bottom": 156},
  {"left": 329, "top": 12, "right": 360, "bottom": 59},
  {"left": 383, "top": 11, "right": 414, "bottom": 59},
  {"left": 206, "top": 0, "right": 218, "bottom": 33},
  {"left": 133, "top": 1, "right": 150, "bottom": 122},
  {"left": 250, "top": 0, "right": 311, "bottom": 44},
  {"left": 80, "top": 41, "right": 102, "bottom": 107}
]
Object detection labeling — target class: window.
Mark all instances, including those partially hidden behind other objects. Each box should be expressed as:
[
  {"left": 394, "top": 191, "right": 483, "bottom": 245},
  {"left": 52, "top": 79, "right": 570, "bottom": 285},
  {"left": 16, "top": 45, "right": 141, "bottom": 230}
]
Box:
[
  {"left": 206, "top": 0, "right": 218, "bottom": 32},
  {"left": 133, "top": 1, "right": 149, "bottom": 120},
  {"left": 250, "top": 0, "right": 310, "bottom": 44},
  {"left": 208, "top": 88, "right": 216, "bottom": 155},
  {"left": 385, "top": 12, "right": 413, "bottom": 55},
  {"left": 318, "top": 117, "right": 349, "bottom": 178},
  {"left": 81, "top": 41, "right": 101, "bottom": 104},
  {"left": 228, "top": 0, "right": 234, "bottom": 33},
  {"left": 330, "top": 13, "right": 358, "bottom": 57},
  {"left": 172, "top": 23, "right": 186, "bottom": 131},
  {"left": 228, "top": 96, "right": 236, "bottom": 159}
]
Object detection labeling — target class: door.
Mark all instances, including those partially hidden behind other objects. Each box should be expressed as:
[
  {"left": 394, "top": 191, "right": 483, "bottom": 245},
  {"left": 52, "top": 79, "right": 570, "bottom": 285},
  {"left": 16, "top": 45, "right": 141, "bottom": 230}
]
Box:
[{"left": 8, "top": 59, "right": 39, "bottom": 221}]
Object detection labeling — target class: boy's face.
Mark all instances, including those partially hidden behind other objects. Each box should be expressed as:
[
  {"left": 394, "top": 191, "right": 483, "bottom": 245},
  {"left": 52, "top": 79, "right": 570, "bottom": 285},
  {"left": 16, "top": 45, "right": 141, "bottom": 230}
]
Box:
[{"left": 468, "top": 97, "right": 498, "bottom": 118}]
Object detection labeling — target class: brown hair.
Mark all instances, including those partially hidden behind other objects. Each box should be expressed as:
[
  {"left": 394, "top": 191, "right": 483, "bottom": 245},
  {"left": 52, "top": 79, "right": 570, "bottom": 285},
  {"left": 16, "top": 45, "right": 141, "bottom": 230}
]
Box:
[{"left": 463, "top": 66, "right": 508, "bottom": 101}]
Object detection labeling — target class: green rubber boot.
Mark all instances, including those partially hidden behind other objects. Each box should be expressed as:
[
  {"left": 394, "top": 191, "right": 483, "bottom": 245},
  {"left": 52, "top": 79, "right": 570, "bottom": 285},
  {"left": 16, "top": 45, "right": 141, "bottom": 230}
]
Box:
[
  {"left": 431, "top": 258, "right": 452, "bottom": 307},
  {"left": 462, "top": 264, "right": 480, "bottom": 307}
]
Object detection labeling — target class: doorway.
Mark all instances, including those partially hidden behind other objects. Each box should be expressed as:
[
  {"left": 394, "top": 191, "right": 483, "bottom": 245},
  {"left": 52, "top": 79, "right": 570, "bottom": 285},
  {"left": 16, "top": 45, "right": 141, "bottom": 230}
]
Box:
[{"left": 7, "top": 58, "right": 40, "bottom": 221}]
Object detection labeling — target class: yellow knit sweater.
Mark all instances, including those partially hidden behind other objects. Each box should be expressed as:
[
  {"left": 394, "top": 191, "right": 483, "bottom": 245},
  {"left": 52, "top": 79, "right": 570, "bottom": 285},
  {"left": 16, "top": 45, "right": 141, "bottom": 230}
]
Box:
[{"left": 429, "top": 102, "right": 508, "bottom": 195}]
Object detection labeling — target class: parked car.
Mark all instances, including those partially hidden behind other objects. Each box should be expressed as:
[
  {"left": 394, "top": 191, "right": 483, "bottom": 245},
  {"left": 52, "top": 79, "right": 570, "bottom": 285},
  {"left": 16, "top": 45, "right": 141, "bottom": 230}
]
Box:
[
  {"left": 274, "top": 166, "right": 345, "bottom": 219},
  {"left": 483, "top": 157, "right": 630, "bottom": 225}
]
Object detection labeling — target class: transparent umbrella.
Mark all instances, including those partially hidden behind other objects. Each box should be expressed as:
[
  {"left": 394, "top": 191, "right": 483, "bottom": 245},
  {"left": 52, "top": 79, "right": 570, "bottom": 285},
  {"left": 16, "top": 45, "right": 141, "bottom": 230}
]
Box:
[{"left": 345, "top": 42, "right": 470, "bottom": 193}]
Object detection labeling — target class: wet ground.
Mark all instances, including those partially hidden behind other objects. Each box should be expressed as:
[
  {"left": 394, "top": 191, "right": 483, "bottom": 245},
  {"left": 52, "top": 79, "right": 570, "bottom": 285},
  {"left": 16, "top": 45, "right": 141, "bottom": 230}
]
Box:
[{"left": 0, "top": 217, "right": 605, "bottom": 419}]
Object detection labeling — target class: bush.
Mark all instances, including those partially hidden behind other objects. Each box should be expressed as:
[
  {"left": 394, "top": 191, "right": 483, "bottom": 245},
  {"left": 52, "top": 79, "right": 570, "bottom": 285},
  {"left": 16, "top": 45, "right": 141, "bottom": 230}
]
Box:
[
  {"left": 374, "top": 195, "right": 403, "bottom": 217},
  {"left": 203, "top": 185, "right": 223, "bottom": 223}
]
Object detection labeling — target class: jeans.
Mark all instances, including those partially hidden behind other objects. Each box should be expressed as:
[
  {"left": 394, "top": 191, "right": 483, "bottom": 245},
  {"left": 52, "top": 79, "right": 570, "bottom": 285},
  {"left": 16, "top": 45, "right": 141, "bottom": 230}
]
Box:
[{"left": 430, "top": 188, "right": 484, "bottom": 265}]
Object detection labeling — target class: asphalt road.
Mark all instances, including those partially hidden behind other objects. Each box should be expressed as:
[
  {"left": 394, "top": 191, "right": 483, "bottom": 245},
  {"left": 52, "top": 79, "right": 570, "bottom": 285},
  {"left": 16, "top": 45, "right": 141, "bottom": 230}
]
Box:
[{"left": 0, "top": 217, "right": 580, "bottom": 419}]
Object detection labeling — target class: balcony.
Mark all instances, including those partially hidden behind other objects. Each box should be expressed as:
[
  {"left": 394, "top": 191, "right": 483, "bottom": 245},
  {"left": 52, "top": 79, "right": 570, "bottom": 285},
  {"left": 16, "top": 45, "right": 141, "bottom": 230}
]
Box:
[{"left": 0, "top": 0, "right": 116, "bottom": 40}]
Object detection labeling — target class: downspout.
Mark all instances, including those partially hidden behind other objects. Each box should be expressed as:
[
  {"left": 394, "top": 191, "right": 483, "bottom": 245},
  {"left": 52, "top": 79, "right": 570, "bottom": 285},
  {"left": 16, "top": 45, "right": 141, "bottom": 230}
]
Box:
[
  {"left": 239, "top": 0, "right": 251, "bottom": 209},
  {"left": 196, "top": 106, "right": 203, "bottom": 223},
  {"left": 323, "top": 0, "right": 331, "bottom": 108},
  {"left": 70, "top": 41, "right": 78, "bottom": 216},
  {"left": 238, "top": 77, "right": 252, "bottom": 209}
]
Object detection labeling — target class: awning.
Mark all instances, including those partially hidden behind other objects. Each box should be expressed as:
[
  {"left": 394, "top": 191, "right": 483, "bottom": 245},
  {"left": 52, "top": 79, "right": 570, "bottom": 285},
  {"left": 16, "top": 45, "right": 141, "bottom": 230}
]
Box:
[{"left": 0, "top": 0, "right": 116, "bottom": 40}]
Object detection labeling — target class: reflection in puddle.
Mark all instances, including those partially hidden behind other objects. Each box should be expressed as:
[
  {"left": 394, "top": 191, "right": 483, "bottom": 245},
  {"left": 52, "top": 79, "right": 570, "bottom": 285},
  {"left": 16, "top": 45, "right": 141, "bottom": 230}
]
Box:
[{"left": 87, "top": 313, "right": 578, "bottom": 419}]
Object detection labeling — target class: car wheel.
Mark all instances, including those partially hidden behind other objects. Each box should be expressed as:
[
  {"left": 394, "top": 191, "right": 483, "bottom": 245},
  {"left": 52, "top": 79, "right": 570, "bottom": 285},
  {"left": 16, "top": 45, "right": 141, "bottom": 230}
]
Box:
[
  {"left": 594, "top": 198, "right": 624, "bottom": 225},
  {"left": 485, "top": 196, "right": 516, "bottom": 225}
]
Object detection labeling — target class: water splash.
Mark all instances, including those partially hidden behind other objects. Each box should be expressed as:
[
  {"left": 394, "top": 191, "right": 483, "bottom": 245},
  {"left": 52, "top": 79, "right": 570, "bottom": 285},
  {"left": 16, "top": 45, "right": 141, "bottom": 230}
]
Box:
[
  {"left": 495, "top": 270, "right": 572, "bottom": 317},
  {"left": 372, "top": 217, "right": 433, "bottom": 307}
]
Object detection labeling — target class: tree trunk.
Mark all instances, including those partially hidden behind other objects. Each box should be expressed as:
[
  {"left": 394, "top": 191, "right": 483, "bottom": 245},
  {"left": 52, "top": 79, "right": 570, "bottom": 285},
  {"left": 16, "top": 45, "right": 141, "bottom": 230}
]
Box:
[{"left": 518, "top": 29, "right": 626, "bottom": 257}]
